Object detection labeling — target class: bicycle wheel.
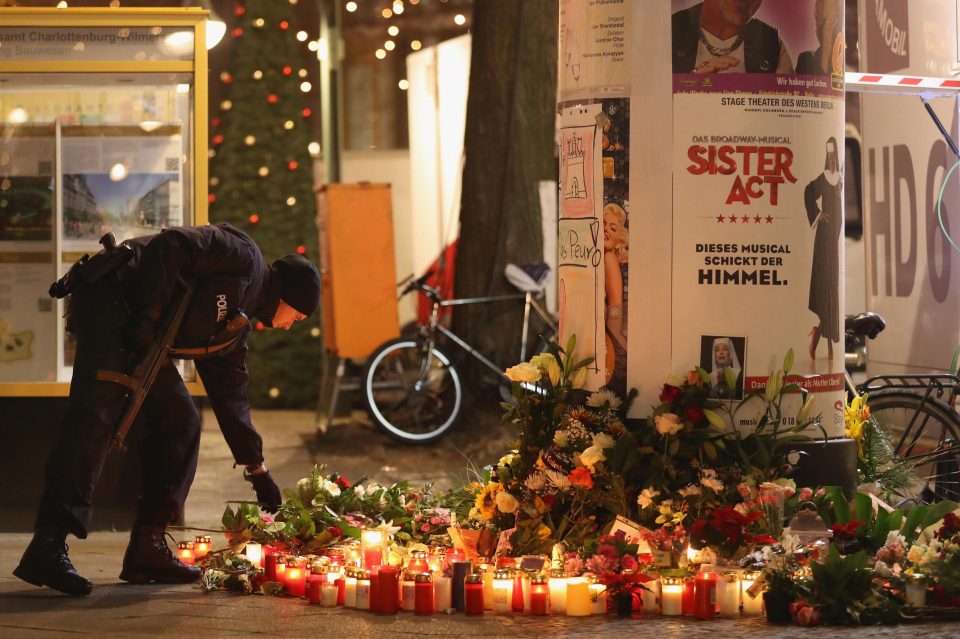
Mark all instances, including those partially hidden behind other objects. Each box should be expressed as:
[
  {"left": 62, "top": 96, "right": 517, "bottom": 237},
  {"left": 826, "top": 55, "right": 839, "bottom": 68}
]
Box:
[
  {"left": 363, "top": 338, "right": 463, "bottom": 444},
  {"left": 867, "top": 390, "right": 960, "bottom": 502}
]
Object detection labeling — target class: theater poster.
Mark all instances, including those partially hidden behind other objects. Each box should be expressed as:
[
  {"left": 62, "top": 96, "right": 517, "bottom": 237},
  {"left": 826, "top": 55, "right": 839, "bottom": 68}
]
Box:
[{"left": 669, "top": 0, "right": 846, "bottom": 435}]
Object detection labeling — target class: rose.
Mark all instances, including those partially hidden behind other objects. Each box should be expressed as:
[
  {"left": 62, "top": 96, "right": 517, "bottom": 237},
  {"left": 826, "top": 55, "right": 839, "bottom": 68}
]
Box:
[
  {"left": 579, "top": 445, "right": 606, "bottom": 472},
  {"left": 504, "top": 361, "right": 541, "bottom": 383},
  {"left": 327, "top": 525, "right": 343, "bottom": 539},
  {"left": 592, "top": 432, "right": 615, "bottom": 450},
  {"left": 798, "top": 487, "right": 814, "bottom": 501},
  {"left": 530, "top": 353, "right": 562, "bottom": 385},
  {"left": 568, "top": 467, "right": 595, "bottom": 489},
  {"left": 655, "top": 413, "right": 683, "bottom": 436},
  {"left": 495, "top": 490, "right": 520, "bottom": 514},
  {"left": 335, "top": 475, "right": 351, "bottom": 489},
  {"left": 620, "top": 554, "right": 638, "bottom": 571},
  {"left": 659, "top": 383, "right": 682, "bottom": 404},
  {"left": 683, "top": 404, "right": 705, "bottom": 424}
]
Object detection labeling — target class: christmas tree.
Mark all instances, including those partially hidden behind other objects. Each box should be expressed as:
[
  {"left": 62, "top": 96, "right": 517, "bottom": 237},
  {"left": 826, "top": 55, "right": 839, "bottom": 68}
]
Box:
[{"left": 209, "top": 0, "right": 322, "bottom": 408}]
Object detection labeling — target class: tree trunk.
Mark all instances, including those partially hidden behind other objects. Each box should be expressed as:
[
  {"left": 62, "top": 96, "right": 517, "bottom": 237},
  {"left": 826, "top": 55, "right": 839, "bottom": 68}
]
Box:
[{"left": 454, "top": 0, "right": 558, "bottom": 378}]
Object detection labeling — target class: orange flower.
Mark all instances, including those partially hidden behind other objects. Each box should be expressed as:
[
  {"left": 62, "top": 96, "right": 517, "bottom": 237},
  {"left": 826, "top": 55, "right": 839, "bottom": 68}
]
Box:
[
  {"left": 686, "top": 369, "right": 703, "bottom": 386},
  {"left": 568, "top": 467, "right": 594, "bottom": 489}
]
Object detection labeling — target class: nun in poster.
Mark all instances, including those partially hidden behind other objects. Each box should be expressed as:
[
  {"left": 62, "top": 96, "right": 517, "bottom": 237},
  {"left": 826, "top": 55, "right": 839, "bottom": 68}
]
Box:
[{"left": 805, "top": 137, "right": 842, "bottom": 360}]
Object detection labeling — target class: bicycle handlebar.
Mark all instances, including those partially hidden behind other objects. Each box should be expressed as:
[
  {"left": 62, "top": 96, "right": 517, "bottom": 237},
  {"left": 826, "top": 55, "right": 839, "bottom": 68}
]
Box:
[{"left": 399, "top": 269, "right": 439, "bottom": 300}]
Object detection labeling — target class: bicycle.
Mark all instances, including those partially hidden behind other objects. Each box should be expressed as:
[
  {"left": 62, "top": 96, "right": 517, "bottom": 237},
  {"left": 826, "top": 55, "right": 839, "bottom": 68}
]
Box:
[
  {"left": 363, "top": 263, "right": 556, "bottom": 444},
  {"left": 844, "top": 312, "right": 960, "bottom": 502}
]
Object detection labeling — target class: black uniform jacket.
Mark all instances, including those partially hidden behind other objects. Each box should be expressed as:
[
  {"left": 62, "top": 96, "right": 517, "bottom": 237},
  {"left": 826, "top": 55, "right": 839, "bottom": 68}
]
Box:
[{"left": 122, "top": 222, "right": 281, "bottom": 466}]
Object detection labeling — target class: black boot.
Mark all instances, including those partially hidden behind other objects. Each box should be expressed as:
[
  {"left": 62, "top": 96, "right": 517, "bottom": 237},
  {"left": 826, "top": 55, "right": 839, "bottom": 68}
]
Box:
[
  {"left": 14, "top": 526, "right": 93, "bottom": 596},
  {"left": 119, "top": 525, "right": 201, "bottom": 584}
]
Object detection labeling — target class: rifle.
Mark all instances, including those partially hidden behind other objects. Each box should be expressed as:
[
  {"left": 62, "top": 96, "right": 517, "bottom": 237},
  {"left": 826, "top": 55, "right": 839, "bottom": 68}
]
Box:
[{"left": 97, "top": 276, "right": 195, "bottom": 452}]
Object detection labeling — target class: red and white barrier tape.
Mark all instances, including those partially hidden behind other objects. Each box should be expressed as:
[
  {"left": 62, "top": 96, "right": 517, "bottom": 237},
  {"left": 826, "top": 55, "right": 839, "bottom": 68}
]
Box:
[{"left": 845, "top": 72, "right": 960, "bottom": 97}]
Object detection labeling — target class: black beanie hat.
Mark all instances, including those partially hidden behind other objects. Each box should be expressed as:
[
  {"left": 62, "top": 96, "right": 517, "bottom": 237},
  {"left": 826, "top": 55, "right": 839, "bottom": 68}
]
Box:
[{"left": 273, "top": 254, "right": 321, "bottom": 316}]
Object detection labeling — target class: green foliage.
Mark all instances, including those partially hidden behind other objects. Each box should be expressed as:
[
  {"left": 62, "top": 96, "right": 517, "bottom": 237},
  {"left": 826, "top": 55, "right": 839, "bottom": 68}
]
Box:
[
  {"left": 208, "top": 0, "right": 322, "bottom": 408},
  {"left": 809, "top": 546, "right": 901, "bottom": 625}
]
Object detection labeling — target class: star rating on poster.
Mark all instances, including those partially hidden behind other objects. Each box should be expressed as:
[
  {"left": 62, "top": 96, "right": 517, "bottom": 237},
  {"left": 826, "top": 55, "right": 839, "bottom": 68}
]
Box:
[{"left": 715, "top": 214, "right": 775, "bottom": 224}]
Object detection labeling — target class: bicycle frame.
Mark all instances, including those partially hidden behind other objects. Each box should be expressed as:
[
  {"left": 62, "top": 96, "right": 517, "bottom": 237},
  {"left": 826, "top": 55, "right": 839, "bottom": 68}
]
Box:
[{"left": 418, "top": 290, "right": 556, "bottom": 382}]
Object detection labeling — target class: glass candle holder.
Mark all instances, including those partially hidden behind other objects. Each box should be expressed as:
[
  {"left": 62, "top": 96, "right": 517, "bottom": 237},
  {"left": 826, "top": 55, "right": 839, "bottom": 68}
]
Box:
[
  {"left": 401, "top": 572, "right": 417, "bottom": 612},
  {"left": 641, "top": 571, "right": 660, "bottom": 614},
  {"left": 434, "top": 573, "right": 452, "bottom": 612},
  {"left": 465, "top": 574, "right": 485, "bottom": 615},
  {"left": 408, "top": 550, "right": 429, "bottom": 574},
  {"left": 377, "top": 565, "right": 400, "bottom": 614},
  {"left": 548, "top": 570, "right": 568, "bottom": 614},
  {"left": 661, "top": 576, "right": 684, "bottom": 616},
  {"left": 194, "top": 535, "right": 212, "bottom": 560},
  {"left": 740, "top": 571, "right": 764, "bottom": 616},
  {"left": 177, "top": 541, "right": 195, "bottom": 566},
  {"left": 285, "top": 559, "right": 307, "bottom": 598},
  {"left": 492, "top": 569, "right": 514, "bottom": 614},
  {"left": 480, "top": 564, "right": 495, "bottom": 610},
  {"left": 530, "top": 575, "right": 549, "bottom": 616},
  {"left": 244, "top": 542, "right": 262, "bottom": 567},
  {"left": 682, "top": 575, "right": 695, "bottom": 616},
  {"left": 694, "top": 570, "right": 717, "bottom": 620},
  {"left": 274, "top": 556, "right": 288, "bottom": 585},
  {"left": 355, "top": 570, "right": 371, "bottom": 610},
  {"left": 321, "top": 582, "right": 338, "bottom": 607},
  {"left": 360, "top": 529, "right": 386, "bottom": 569},
  {"left": 906, "top": 573, "right": 928, "bottom": 608},
  {"left": 589, "top": 577, "right": 607, "bottom": 615},
  {"left": 414, "top": 572, "right": 434, "bottom": 616},
  {"left": 716, "top": 571, "right": 740, "bottom": 618},
  {"left": 452, "top": 561, "right": 472, "bottom": 611},
  {"left": 344, "top": 568, "right": 358, "bottom": 608}
]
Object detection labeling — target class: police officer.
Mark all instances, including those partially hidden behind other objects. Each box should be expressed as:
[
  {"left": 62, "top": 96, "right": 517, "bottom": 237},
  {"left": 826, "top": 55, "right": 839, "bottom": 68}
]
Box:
[{"left": 14, "top": 223, "right": 321, "bottom": 596}]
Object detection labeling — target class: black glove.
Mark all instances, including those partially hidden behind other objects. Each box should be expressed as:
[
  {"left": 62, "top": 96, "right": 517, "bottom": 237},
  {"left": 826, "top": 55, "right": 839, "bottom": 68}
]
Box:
[{"left": 245, "top": 469, "right": 282, "bottom": 513}]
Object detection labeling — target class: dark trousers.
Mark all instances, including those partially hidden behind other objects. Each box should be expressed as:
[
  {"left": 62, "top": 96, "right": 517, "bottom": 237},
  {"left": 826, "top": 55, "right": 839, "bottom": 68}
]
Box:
[{"left": 35, "top": 277, "right": 201, "bottom": 538}]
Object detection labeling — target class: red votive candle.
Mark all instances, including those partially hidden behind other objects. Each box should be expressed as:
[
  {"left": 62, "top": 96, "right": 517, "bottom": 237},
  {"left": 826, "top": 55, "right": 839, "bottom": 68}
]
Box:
[
  {"left": 512, "top": 573, "right": 525, "bottom": 613},
  {"left": 370, "top": 567, "right": 381, "bottom": 613},
  {"left": 465, "top": 574, "right": 485, "bottom": 615},
  {"left": 415, "top": 573, "right": 434, "bottom": 615},
  {"left": 682, "top": 576, "right": 695, "bottom": 616},
  {"left": 408, "top": 550, "right": 429, "bottom": 573},
  {"left": 445, "top": 547, "right": 465, "bottom": 570},
  {"left": 530, "top": 575, "right": 549, "bottom": 615},
  {"left": 336, "top": 572, "right": 346, "bottom": 606},
  {"left": 285, "top": 561, "right": 307, "bottom": 597},
  {"left": 308, "top": 576, "right": 324, "bottom": 604},
  {"left": 378, "top": 565, "right": 400, "bottom": 614},
  {"left": 177, "top": 542, "right": 195, "bottom": 566},
  {"left": 264, "top": 552, "right": 279, "bottom": 581},
  {"left": 694, "top": 570, "right": 717, "bottom": 620}
]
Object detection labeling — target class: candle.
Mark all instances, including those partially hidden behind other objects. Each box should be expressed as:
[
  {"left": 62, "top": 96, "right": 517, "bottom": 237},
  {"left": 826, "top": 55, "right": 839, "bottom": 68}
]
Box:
[
  {"left": 694, "top": 570, "right": 717, "bottom": 620},
  {"left": 682, "top": 576, "right": 695, "bottom": 616},
  {"left": 740, "top": 571, "right": 764, "bottom": 616},
  {"left": 264, "top": 552, "right": 280, "bottom": 581},
  {"left": 516, "top": 572, "right": 530, "bottom": 614},
  {"left": 641, "top": 574, "right": 660, "bottom": 614},
  {"left": 325, "top": 548, "right": 345, "bottom": 567},
  {"left": 408, "top": 550, "right": 430, "bottom": 574},
  {"left": 661, "top": 577, "right": 684, "bottom": 616},
  {"left": 285, "top": 561, "right": 307, "bottom": 597},
  {"left": 530, "top": 575, "right": 549, "bottom": 615},
  {"left": 244, "top": 542, "right": 262, "bottom": 567},
  {"left": 308, "top": 577, "right": 324, "bottom": 604},
  {"left": 321, "top": 582, "right": 338, "bottom": 607},
  {"left": 415, "top": 572, "right": 434, "bottom": 615},
  {"left": 344, "top": 568, "right": 358, "bottom": 607},
  {"left": 401, "top": 573, "right": 417, "bottom": 612},
  {"left": 378, "top": 565, "right": 400, "bottom": 614},
  {"left": 177, "top": 542, "right": 195, "bottom": 566},
  {"left": 428, "top": 549, "right": 445, "bottom": 573},
  {"left": 446, "top": 547, "right": 466, "bottom": 569},
  {"left": 565, "top": 577, "right": 591, "bottom": 616},
  {"left": 717, "top": 571, "right": 740, "bottom": 618},
  {"left": 194, "top": 535, "right": 212, "bottom": 560},
  {"left": 589, "top": 578, "right": 607, "bottom": 615},
  {"left": 452, "top": 561, "right": 472, "bottom": 611},
  {"left": 355, "top": 570, "right": 371, "bottom": 610},
  {"left": 548, "top": 571, "right": 568, "bottom": 614},
  {"left": 492, "top": 570, "right": 514, "bottom": 614},
  {"left": 434, "top": 574, "right": 452, "bottom": 612},
  {"left": 274, "top": 557, "right": 287, "bottom": 586},
  {"left": 335, "top": 570, "right": 346, "bottom": 606},
  {"left": 369, "top": 567, "right": 381, "bottom": 613},
  {"left": 480, "top": 564, "right": 495, "bottom": 610},
  {"left": 360, "top": 530, "right": 385, "bottom": 569},
  {"left": 906, "top": 574, "right": 928, "bottom": 608},
  {"left": 465, "top": 574, "right": 485, "bottom": 615}
]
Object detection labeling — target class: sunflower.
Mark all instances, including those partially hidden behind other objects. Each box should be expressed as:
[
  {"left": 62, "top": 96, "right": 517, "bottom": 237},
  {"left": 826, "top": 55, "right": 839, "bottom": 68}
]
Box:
[{"left": 474, "top": 482, "right": 503, "bottom": 521}]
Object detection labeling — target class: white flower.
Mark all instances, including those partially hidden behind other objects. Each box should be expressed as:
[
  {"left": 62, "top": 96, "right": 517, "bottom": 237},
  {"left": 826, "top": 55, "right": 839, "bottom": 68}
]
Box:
[
  {"left": 679, "top": 485, "right": 702, "bottom": 497},
  {"left": 637, "top": 488, "right": 660, "bottom": 509},
  {"left": 907, "top": 544, "right": 926, "bottom": 564},
  {"left": 592, "top": 432, "right": 615, "bottom": 450},
  {"left": 353, "top": 484, "right": 366, "bottom": 498},
  {"left": 579, "top": 445, "right": 606, "bottom": 472},
  {"left": 495, "top": 491, "right": 520, "bottom": 513},
  {"left": 366, "top": 482, "right": 382, "bottom": 494},
  {"left": 296, "top": 478, "right": 310, "bottom": 492},
  {"left": 655, "top": 413, "right": 683, "bottom": 436},
  {"left": 553, "top": 430, "right": 570, "bottom": 448},
  {"left": 587, "top": 389, "right": 621, "bottom": 410},
  {"left": 524, "top": 472, "right": 548, "bottom": 491},
  {"left": 701, "top": 476, "right": 724, "bottom": 492},
  {"left": 322, "top": 480, "right": 341, "bottom": 497},
  {"left": 885, "top": 531, "right": 906, "bottom": 547},
  {"left": 544, "top": 469, "right": 572, "bottom": 491}
]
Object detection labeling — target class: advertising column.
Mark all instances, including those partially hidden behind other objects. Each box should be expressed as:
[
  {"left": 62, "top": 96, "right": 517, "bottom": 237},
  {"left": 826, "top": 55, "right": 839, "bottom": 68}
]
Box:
[{"left": 668, "top": 0, "right": 847, "bottom": 434}]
